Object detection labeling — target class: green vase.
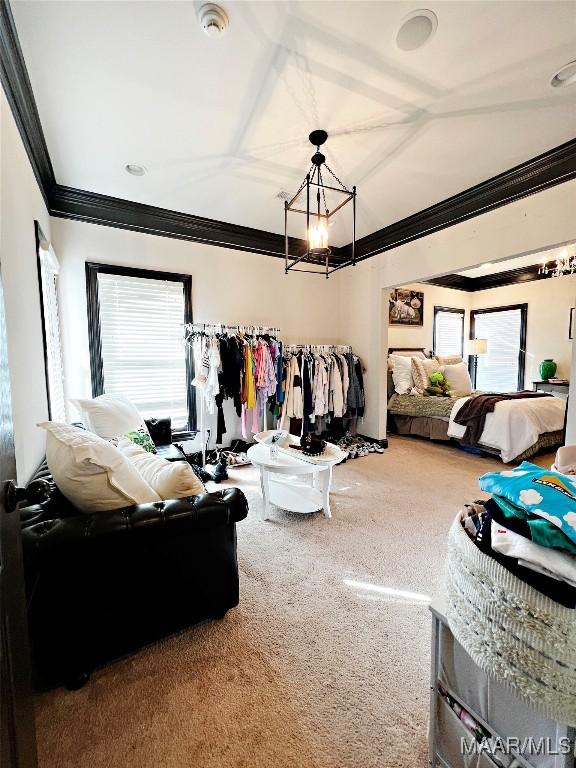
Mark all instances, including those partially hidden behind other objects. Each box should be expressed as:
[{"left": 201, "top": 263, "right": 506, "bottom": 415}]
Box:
[{"left": 539, "top": 359, "right": 557, "bottom": 380}]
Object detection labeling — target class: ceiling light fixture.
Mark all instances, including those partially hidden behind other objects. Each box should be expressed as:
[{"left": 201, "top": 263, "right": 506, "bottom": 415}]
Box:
[
  {"left": 199, "top": 3, "right": 229, "bottom": 38},
  {"left": 539, "top": 247, "right": 576, "bottom": 277},
  {"left": 125, "top": 163, "right": 146, "bottom": 176},
  {"left": 284, "top": 130, "right": 356, "bottom": 279},
  {"left": 396, "top": 9, "right": 438, "bottom": 51},
  {"left": 550, "top": 60, "right": 576, "bottom": 88}
]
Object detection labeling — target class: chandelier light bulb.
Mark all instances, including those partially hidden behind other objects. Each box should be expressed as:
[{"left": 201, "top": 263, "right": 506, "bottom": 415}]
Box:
[
  {"left": 539, "top": 247, "right": 576, "bottom": 278},
  {"left": 309, "top": 220, "right": 329, "bottom": 253}
]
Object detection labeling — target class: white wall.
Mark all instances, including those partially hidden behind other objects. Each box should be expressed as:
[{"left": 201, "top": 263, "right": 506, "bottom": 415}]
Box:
[
  {"left": 470, "top": 275, "right": 576, "bottom": 384},
  {"left": 340, "top": 179, "right": 576, "bottom": 440},
  {"left": 0, "top": 87, "right": 52, "bottom": 482},
  {"left": 51, "top": 217, "right": 343, "bottom": 443}
]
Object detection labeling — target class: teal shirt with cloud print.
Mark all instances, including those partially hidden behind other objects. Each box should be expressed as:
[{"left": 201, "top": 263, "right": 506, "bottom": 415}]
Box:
[{"left": 479, "top": 461, "right": 576, "bottom": 546}]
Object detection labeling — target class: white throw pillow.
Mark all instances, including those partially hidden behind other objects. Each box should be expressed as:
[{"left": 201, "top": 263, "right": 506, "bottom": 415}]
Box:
[
  {"left": 126, "top": 448, "right": 206, "bottom": 499},
  {"left": 443, "top": 362, "right": 473, "bottom": 395},
  {"left": 390, "top": 355, "right": 414, "bottom": 395},
  {"left": 70, "top": 394, "right": 149, "bottom": 440},
  {"left": 38, "top": 422, "right": 161, "bottom": 513}
]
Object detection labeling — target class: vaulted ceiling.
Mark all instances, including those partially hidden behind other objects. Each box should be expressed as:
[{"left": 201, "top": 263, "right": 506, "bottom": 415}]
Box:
[{"left": 10, "top": 0, "right": 576, "bottom": 249}]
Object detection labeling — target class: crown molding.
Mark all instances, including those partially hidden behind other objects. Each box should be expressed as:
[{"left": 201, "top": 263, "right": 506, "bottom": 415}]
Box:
[
  {"left": 346, "top": 139, "right": 576, "bottom": 264},
  {"left": 426, "top": 264, "right": 554, "bottom": 292},
  {"left": 0, "top": 0, "right": 55, "bottom": 207},
  {"left": 3, "top": 0, "right": 576, "bottom": 266},
  {"left": 49, "top": 185, "right": 312, "bottom": 258}
]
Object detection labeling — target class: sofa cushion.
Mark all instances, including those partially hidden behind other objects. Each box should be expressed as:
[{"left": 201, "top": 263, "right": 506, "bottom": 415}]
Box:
[
  {"left": 122, "top": 444, "right": 206, "bottom": 499},
  {"left": 38, "top": 422, "right": 161, "bottom": 513},
  {"left": 69, "top": 394, "right": 149, "bottom": 440}
]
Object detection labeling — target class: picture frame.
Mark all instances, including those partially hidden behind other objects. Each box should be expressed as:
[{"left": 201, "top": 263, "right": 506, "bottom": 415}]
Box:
[
  {"left": 569, "top": 307, "right": 575, "bottom": 340},
  {"left": 389, "top": 289, "right": 424, "bottom": 326}
]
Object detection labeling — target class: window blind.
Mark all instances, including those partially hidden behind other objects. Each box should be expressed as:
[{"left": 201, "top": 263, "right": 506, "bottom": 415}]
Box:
[
  {"left": 97, "top": 272, "right": 189, "bottom": 426},
  {"left": 434, "top": 309, "right": 464, "bottom": 357},
  {"left": 39, "top": 243, "right": 66, "bottom": 422},
  {"left": 472, "top": 307, "right": 524, "bottom": 392}
]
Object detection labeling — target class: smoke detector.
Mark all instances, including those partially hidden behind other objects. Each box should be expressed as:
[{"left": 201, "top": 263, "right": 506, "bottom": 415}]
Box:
[{"left": 199, "top": 4, "right": 229, "bottom": 38}]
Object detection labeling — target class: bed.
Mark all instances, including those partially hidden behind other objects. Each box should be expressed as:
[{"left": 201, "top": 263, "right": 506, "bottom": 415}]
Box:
[{"left": 387, "top": 347, "right": 565, "bottom": 462}]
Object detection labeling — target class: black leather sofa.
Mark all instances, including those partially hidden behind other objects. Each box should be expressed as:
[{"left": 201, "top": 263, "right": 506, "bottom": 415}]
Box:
[{"left": 20, "top": 460, "right": 249, "bottom": 690}]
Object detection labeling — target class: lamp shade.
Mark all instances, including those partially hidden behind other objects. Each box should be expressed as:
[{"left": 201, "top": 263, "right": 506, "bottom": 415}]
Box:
[{"left": 466, "top": 338, "right": 488, "bottom": 356}]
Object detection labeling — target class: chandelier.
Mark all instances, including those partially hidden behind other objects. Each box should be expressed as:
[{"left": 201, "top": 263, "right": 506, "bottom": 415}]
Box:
[
  {"left": 284, "top": 130, "right": 356, "bottom": 278},
  {"left": 539, "top": 247, "right": 576, "bottom": 277}
]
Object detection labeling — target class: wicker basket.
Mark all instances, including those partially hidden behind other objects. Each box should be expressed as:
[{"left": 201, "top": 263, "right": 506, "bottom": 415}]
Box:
[{"left": 445, "top": 511, "right": 576, "bottom": 726}]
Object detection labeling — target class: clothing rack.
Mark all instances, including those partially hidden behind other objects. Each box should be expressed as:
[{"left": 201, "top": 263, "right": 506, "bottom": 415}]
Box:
[
  {"left": 186, "top": 322, "right": 281, "bottom": 336},
  {"left": 284, "top": 344, "right": 353, "bottom": 353},
  {"left": 185, "top": 323, "right": 282, "bottom": 465}
]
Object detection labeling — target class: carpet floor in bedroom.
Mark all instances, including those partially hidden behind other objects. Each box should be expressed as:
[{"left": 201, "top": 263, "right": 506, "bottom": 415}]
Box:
[{"left": 34, "top": 437, "right": 555, "bottom": 768}]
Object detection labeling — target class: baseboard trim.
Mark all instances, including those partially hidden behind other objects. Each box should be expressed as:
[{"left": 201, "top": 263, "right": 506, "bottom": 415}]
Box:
[{"left": 357, "top": 434, "right": 388, "bottom": 449}]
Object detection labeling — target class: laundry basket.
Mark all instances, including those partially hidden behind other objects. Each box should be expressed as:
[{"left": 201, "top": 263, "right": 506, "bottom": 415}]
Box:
[{"left": 445, "top": 511, "right": 576, "bottom": 727}]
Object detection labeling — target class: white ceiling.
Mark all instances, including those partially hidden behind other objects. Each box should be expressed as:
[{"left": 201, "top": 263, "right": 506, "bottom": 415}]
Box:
[
  {"left": 11, "top": 0, "right": 576, "bottom": 245},
  {"left": 457, "top": 243, "right": 576, "bottom": 277}
]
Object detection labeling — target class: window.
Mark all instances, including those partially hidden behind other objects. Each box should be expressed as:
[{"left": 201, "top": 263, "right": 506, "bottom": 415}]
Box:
[
  {"left": 470, "top": 304, "right": 527, "bottom": 392},
  {"left": 433, "top": 306, "right": 465, "bottom": 357},
  {"left": 36, "top": 223, "right": 66, "bottom": 422},
  {"left": 86, "top": 264, "right": 193, "bottom": 428}
]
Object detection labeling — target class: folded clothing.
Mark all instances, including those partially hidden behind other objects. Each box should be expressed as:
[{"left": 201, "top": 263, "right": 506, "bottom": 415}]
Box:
[
  {"left": 489, "top": 494, "right": 576, "bottom": 554},
  {"left": 461, "top": 499, "right": 576, "bottom": 608},
  {"left": 491, "top": 519, "right": 576, "bottom": 588},
  {"left": 480, "top": 461, "right": 576, "bottom": 545}
]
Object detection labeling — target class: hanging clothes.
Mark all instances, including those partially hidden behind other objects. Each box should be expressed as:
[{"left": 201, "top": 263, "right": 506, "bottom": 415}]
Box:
[{"left": 281, "top": 345, "right": 365, "bottom": 435}]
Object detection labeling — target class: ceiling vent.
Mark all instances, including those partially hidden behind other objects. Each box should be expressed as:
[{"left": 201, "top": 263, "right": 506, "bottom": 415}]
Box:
[
  {"left": 276, "top": 190, "right": 290, "bottom": 201},
  {"left": 199, "top": 4, "right": 229, "bottom": 39}
]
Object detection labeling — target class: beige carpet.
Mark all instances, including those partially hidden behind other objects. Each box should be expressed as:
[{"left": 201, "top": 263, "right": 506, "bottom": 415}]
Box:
[{"left": 34, "top": 437, "right": 555, "bottom": 768}]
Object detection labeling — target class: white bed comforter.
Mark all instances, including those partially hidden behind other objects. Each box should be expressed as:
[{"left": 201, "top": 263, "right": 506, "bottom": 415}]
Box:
[{"left": 447, "top": 395, "right": 566, "bottom": 463}]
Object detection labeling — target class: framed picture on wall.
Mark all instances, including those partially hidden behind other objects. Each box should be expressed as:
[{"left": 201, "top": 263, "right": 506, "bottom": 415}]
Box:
[
  {"left": 570, "top": 307, "right": 575, "bottom": 340},
  {"left": 389, "top": 289, "right": 424, "bottom": 326}
]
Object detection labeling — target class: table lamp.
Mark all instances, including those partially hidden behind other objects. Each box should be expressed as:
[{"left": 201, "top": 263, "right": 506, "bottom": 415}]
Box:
[
  {"left": 466, "top": 338, "right": 488, "bottom": 386},
  {"left": 466, "top": 338, "right": 488, "bottom": 358}
]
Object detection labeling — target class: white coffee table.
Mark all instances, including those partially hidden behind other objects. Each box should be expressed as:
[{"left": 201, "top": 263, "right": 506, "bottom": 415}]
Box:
[{"left": 247, "top": 443, "right": 339, "bottom": 521}]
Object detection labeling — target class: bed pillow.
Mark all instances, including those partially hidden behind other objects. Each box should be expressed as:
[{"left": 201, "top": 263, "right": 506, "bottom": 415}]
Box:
[
  {"left": 435, "top": 354, "right": 464, "bottom": 366},
  {"left": 38, "top": 421, "right": 161, "bottom": 513},
  {"left": 390, "top": 355, "right": 414, "bottom": 394},
  {"left": 443, "top": 362, "right": 473, "bottom": 395},
  {"left": 411, "top": 357, "right": 443, "bottom": 394},
  {"left": 124, "top": 446, "right": 206, "bottom": 499},
  {"left": 70, "top": 394, "right": 149, "bottom": 440},
  {"left": 387, "top": 350, "right": 426, "bottom": 369}
]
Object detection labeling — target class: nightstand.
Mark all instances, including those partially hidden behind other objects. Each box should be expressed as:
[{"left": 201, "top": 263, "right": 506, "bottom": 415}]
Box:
[
  {"left": 533, "top": 381, "right": 570, "bottom": 443},
  {"left": 533, "top": 380, "right": 570, "bottom": 398}
]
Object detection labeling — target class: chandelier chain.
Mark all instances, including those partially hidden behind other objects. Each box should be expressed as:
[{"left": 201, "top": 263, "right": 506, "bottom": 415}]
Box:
[{"left": 323, "top": 162, "right": 350, "bottom": 191}]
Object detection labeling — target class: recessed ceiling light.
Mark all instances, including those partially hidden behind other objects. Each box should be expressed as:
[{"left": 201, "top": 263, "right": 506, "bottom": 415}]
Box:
[
  {"left": 125, "top": 163, "right": 146, "bottom": 176},
  {"left": 550, "top": 60, "right": 576, "bottom": 88},
  {"left": 396, "top": 9, "right": 438, "bottom": 51}
]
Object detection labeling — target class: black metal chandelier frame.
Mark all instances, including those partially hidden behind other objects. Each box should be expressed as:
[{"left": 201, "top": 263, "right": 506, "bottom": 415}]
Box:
[{"left": 284, "top": 130, "right": 356, "bottom": 279}]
